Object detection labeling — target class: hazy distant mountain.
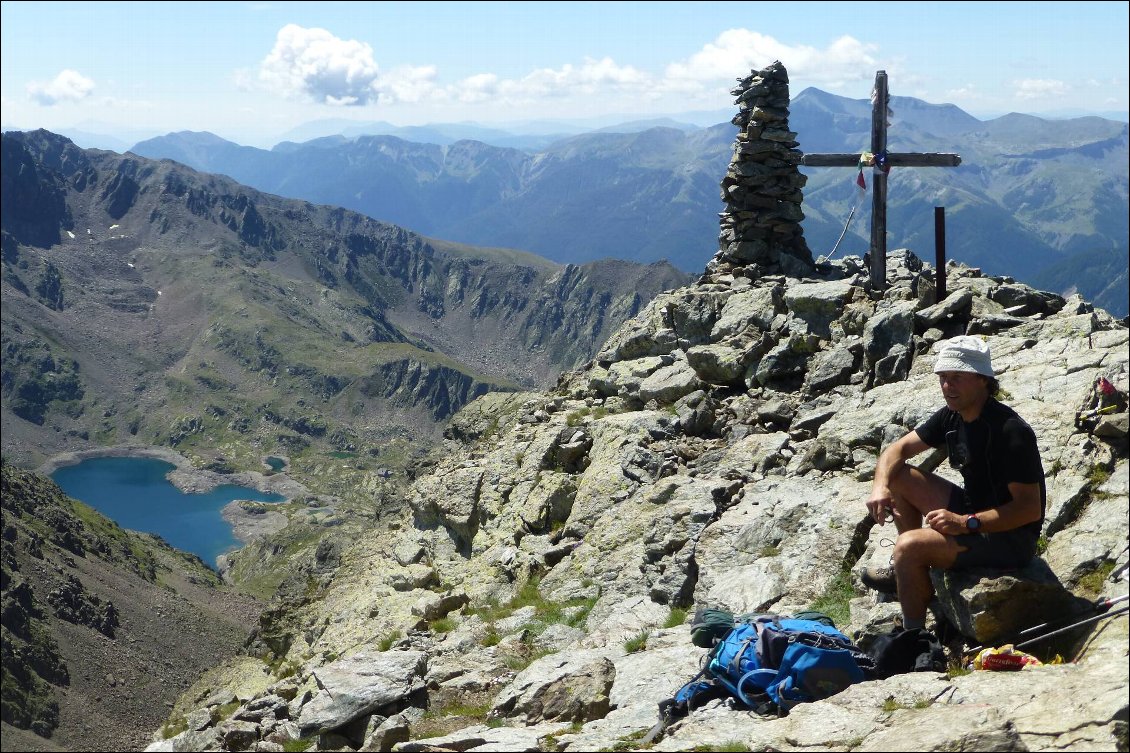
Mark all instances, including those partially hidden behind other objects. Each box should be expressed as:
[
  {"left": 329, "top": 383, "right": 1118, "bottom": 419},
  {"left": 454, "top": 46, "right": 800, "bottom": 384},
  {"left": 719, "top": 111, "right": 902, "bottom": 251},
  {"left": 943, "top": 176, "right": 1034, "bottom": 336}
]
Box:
[
  {"left": 129, "top": 88, "right": 1129, "bottom": 315},
  {"left": 275, "top": 119, "right": 576, "bottom": 150},
  {"left": 130, "top": 127, "right": 732, "bottom": 271},
  {"left": 2, "top": 122, "right": 163, "bottom": 153}
]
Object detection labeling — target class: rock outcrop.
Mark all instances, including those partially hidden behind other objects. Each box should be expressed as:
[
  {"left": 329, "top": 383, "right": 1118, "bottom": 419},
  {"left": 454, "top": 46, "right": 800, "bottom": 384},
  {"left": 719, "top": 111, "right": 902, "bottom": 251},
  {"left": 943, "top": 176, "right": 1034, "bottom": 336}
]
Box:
[{"left": 149, "top": 63, "right": 1128, "bottom": 753}]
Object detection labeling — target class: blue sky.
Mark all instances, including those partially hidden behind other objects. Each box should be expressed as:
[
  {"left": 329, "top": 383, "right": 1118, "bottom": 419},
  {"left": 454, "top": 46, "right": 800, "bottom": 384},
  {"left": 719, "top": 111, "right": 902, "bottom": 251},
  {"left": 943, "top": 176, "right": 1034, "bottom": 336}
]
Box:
[{"left": 2, "top": 1, "right": 1127, "bottom": 147}]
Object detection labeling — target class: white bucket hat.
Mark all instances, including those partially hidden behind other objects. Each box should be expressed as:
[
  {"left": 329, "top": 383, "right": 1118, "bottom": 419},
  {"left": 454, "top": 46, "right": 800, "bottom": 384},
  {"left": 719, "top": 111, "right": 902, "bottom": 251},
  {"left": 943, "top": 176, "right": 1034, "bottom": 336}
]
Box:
[{"left": 933, "top": 335, "right": 994, "bottom": 378}]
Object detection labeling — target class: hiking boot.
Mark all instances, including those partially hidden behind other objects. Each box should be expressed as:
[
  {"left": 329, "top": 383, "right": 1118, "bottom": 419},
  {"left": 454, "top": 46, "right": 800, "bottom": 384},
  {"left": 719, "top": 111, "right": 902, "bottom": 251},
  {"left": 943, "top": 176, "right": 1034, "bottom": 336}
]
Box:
[{"left": 860, "top": 565, "right": 897, "bottom": 594}]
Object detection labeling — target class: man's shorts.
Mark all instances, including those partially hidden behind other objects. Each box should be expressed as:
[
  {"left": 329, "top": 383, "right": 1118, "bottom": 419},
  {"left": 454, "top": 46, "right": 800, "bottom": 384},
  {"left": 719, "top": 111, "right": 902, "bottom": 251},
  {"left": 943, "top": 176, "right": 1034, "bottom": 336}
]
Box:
[{"left": 945, "top": 484, "right": 1038, "bottom": 570}]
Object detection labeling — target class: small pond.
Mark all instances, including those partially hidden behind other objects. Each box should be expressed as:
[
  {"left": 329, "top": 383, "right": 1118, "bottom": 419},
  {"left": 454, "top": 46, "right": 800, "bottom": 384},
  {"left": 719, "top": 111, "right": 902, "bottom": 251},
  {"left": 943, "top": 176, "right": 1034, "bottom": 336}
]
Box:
[{"left": 50, "top": 456, "right": 285, "bottom": 566}]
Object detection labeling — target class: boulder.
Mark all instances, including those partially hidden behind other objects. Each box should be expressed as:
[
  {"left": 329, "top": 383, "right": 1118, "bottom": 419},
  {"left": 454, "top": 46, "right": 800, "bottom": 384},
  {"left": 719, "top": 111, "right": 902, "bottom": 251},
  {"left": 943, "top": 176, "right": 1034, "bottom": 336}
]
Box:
[
  {"left": 490, "top": 651, "right": 616, "bottom": 724},
  {"left": 297, "top": 651, "right": 427, "bottom": 736},
  {"left": 929, "top": 559, "right": 1086, "bottom": 644}
]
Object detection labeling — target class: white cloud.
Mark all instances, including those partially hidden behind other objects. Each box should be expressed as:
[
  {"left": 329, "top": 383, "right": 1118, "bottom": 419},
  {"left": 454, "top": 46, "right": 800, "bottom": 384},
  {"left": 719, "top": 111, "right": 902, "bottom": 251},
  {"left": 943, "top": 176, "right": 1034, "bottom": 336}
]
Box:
[
  {"left": 251, "top": 25, "right": 885, "bottom": 116},
  {"left": 450, "top": 57, "right": 648, "bottom": 105},
  {"left": 454, "top": 73, "right": 500, "bottom": 103},
  {"left": 1014, "top": 79, "right": 1068, "bottom": 100},
  {"left": 507, "top": 58, "right": 649, "bottom": 98},
  {"left": 376, "top": 65, "right": 439, "bottom": 104},
  {"left": 258, "top": 24, "right": 381, "bottom": 105},
  {"left": 27, "top": 69, "right": 95, "bottom": 106},
  {"left": 257, "top": 24, "right": 437, "bottom": 106},
  {"left": 663, "top": 29, "right": 878, "bottom": 92}
]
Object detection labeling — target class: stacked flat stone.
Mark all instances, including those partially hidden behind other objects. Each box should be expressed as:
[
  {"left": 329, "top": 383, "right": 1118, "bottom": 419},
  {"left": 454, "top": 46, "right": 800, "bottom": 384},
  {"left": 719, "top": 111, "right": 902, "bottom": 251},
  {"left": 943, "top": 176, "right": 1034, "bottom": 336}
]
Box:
[{"left": 710, "top": 61, "right": 814, "bottom": 279}]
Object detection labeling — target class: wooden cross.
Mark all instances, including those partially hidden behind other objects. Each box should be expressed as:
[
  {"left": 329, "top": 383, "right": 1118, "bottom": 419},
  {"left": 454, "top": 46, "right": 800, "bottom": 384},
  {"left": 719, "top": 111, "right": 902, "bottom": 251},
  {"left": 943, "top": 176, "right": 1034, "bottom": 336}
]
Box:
[{"left": 800, "top": 71, "right": 961, "bottom": 290}]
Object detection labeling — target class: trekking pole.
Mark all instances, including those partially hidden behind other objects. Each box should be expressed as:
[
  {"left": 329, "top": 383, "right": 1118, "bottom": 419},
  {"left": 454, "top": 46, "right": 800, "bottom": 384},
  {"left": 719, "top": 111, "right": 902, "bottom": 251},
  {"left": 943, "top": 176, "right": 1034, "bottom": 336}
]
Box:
[
  {"left": 963, "top": 594, "right": 1128, "bottom": 657},
  {"left": 1014, "top": 594, "right": 1127, "bottom": 640},
  {"left": 1012, "top": 605, "right": 1129, "bottom": 653}
]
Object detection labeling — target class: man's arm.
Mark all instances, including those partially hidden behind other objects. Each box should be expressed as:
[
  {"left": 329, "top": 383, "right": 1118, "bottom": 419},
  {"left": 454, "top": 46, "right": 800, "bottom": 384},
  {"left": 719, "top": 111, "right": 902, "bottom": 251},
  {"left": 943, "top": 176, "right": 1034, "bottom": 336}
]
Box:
[
  {"left": 867, "top": 431, "right": 931, "bottom": 523},
  {"left": 924, "top": 481, "right": 1042, "bottom": 535}
]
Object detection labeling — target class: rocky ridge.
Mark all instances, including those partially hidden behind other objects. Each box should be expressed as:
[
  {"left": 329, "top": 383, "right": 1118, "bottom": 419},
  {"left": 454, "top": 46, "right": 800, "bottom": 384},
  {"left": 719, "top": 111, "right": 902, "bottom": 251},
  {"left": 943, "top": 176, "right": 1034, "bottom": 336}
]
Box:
[{"left": 146, "top": 63, "right": 1129, "bottom": 753}]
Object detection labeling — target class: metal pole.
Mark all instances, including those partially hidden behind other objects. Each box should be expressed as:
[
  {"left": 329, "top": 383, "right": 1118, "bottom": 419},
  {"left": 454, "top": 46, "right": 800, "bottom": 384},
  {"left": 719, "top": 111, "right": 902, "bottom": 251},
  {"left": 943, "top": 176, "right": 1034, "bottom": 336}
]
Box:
[
  {"left": 1013, "top": 605, "right": 1129, "bottom": 652},
  {"left": 934, "top": 206, "right": 946, "bottom": 302},
  {"left": 964, "top": 595, "right": 1129, "bottom": 657},
  {"left": 870, "top": 71, "right": 888, "bottom": 292}
]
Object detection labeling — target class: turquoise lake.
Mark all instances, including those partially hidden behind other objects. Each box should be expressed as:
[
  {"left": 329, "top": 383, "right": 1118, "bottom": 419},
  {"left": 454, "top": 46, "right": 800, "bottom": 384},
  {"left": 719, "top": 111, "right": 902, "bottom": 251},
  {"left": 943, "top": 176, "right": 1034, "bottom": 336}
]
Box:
[{"left": 50, "top": 456, "right": 285, "bottom": 566}]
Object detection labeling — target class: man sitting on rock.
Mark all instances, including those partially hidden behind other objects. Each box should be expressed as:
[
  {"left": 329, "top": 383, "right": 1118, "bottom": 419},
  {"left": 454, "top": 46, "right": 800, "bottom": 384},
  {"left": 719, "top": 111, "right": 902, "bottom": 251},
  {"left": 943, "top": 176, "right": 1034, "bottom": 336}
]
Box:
[{"left": 861, "top": 335, "right": 1046, "bottom": 631}]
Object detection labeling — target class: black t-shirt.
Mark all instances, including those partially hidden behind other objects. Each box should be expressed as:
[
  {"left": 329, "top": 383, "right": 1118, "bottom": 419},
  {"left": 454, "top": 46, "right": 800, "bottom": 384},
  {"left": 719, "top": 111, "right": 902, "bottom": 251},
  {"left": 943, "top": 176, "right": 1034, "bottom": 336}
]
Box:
[{"left": 915, "top": 398, "right": 1046, "bottom": 534}]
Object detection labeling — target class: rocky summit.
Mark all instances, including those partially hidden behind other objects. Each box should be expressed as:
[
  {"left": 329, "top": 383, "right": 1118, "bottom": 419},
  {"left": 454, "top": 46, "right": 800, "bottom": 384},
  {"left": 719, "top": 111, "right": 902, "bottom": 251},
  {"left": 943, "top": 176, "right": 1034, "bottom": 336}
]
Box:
[{"left": 136, "top": 63, "right": 1129, "bottom": 753}]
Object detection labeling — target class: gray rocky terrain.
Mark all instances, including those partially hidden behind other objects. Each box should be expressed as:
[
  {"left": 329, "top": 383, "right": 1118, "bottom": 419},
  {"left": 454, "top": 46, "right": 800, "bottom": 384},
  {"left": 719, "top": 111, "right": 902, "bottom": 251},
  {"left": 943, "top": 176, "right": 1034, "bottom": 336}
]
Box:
[{"left": 142, "top": 63, "right": 1129, "bottom": 753}]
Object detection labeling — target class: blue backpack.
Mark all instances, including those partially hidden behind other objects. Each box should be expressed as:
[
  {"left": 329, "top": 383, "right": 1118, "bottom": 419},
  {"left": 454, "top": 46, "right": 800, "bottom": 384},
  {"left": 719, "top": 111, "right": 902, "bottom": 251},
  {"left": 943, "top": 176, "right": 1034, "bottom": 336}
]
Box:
[
  {"left": 707, "top": 616, "right": 869, "bottom": 710},
  {"left": 650, "top": 611, "right": 873, "bottom": 741}
]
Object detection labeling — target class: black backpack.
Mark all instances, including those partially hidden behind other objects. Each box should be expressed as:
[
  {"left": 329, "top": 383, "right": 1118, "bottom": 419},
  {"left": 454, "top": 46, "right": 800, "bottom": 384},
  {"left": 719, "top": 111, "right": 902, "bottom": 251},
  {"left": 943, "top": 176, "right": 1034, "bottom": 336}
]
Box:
[{"left": 866, "top": 627, "right": 947, "bottom": 678}]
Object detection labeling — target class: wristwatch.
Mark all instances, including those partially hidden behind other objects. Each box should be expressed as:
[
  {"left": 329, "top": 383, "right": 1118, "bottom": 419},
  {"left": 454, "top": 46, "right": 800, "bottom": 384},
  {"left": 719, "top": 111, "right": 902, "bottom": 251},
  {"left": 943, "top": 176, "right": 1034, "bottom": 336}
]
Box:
[{"left": 966, "top": 513, "right": 982, "bottom": 532}]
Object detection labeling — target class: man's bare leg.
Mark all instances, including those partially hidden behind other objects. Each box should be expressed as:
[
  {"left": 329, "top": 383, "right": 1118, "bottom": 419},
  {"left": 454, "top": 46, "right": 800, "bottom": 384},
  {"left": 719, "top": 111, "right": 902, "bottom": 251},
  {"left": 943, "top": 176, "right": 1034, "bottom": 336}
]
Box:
[
  {"left": 887, "top": 464, "right": 954, "bottom": 533},
  {"left": 892, "top": 529, "right": 962, "bottom": 627},
  {"left": 885, "top": 464, "right": 966, "bottom": 627}
]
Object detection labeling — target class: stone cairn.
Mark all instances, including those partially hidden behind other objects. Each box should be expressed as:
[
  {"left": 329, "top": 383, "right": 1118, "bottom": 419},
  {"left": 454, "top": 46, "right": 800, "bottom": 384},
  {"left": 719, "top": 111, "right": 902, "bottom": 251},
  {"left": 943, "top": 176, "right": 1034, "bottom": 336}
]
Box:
[{"left": 709, "top": 61, "right": 815, "bottom": 280}]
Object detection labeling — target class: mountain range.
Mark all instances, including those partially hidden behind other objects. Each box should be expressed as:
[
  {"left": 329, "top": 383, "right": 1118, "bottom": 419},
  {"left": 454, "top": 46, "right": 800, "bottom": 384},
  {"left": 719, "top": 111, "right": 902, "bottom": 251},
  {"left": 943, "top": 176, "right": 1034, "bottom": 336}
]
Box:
[
  {"left": 126, "top": 87, "right": 1129, "bottom": 316},
  {"left": 0, "top": 130, "right": 687, "bottom": 484}
]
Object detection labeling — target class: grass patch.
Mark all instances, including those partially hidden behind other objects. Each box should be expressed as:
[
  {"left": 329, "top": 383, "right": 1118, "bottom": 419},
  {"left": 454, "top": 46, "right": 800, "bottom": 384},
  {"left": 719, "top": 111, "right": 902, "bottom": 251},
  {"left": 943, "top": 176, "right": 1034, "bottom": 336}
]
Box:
[
  {"left": 1087, "top": 463, "right": 1111, "bottom": 486},
  {"left": 807, "top": 567, "right": 855, "bottom": 629},
  {"left": 947, "top": 664, "right": 972, "bottom": 679},
  {"left": 430, "top": 616, "right": 457, "bottom": 634},
  {"left": 378, "top": 630, "right": 403, "bottom": 651},
  {"left": 282, "top": 739, "right": 314, "bottom": 752},
  {"left": 212, "top": 699, "right": 241, "bottom": 723},
  {"left": 413, "top": 689, "right": 499, "bottom": 739},
  {"left": 466, "top": 577, "right": 599, "bottom": 660},
  {"left": 1087, "top": 464, "right": 1113, "bottom": 499},
  {"left": 160, "top": 716, "right": 188, "bottom": 739},
  {"left": 545, "top": 721, "right": 586, "bottom": 749},
  {"left": 880, "top": 696, "right": 931, "bottom": 712},
  {"left": 265, "top": 655, "right": 302, "bottom": 679},
  {"left": 1078, "top": 560, "right": 1116, "bottom": 595},
  {"left": 690, "top": 742, "right": 751, "bottom": 752},
  {"left": 624, "top": 630, "right": 649, "bottom": 653},
  {"left": 566, "top": 407, "right": 591, "bottom": 427},
  {"left": 566, "top": 406, "right": 611, "bottom": 426},
  {"left": 501, "top": 647, "right": 554, "bottom": 672},
  {"left": 605, "top": 728, "right": 655, "bottom": 751},
  {"left": 664, "top": 607, "right": 688, "bottom": 629},
  {"left": 473, "top": 576, "right": 598, "bottom": 629}
]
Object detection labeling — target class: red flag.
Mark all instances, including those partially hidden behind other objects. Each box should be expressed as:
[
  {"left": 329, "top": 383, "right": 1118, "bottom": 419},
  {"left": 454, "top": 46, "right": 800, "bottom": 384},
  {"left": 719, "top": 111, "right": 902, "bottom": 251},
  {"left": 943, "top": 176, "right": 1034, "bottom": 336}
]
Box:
[{"left": 856, "top": 170, "right": 866, "bottom": 190}]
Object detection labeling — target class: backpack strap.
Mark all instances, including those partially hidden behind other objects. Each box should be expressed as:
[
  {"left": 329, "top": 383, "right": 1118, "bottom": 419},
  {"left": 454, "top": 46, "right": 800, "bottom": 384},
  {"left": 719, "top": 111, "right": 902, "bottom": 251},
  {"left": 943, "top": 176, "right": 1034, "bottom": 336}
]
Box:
[
  {"left": 728, "top": 633, "right": 759, "bottom": 675},
  {"left": 644, "top": 666, "right": 729, "bottom": 744}
]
